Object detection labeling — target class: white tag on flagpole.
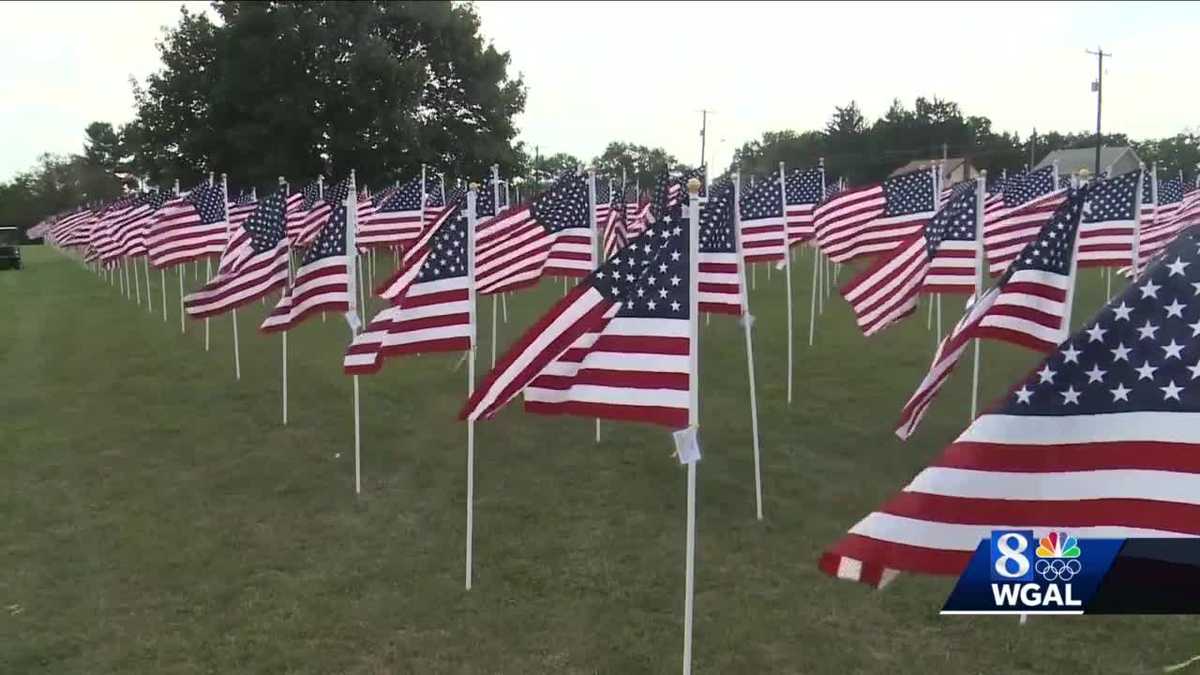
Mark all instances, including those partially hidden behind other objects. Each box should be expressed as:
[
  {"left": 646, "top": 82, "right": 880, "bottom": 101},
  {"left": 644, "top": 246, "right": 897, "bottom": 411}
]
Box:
[
  {"left": 739, "top": 312, "right": 756, "bottom": 330},
  {"left": 673, "top": 426, "right": 701, "bottom": 465}
]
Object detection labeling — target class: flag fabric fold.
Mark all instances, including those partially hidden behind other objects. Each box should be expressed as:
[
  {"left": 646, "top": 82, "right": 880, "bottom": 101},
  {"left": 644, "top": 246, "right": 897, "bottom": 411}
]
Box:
[
  {"left": 184, "top": 187, "right": 289, "bottom": 318},
  {"left": 895, "top": 186, "right": 1088, "bottom": 440},
  {"left": 823, "top": 228, "right": 1200, "bottom": 588},
  {"left": 463, "top": 200, "right": 692, "bottom": 428},
  {"left": 261, "top": 179, "right": 352, "bottom": 332},
  {"left": 814, "top": 168, "right": 937, "bottom": 263}
]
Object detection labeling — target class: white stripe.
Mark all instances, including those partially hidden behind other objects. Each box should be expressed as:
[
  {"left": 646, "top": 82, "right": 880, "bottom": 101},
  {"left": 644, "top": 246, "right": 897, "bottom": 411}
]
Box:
[
  {"left": 961, "top": 411, "right": 1200, "bottom": 445},
  {"left": 468, "top": 287, "right": 612, "bottom": 417},
  {"left": 907, "top": 466, "right": 1200, "bottom": 505},
  {"left": 849, "top": 512, "right": 1193, "bottom": 553},
  {"left": 525, "top": 384, "right": 690, "bottom": 408}
]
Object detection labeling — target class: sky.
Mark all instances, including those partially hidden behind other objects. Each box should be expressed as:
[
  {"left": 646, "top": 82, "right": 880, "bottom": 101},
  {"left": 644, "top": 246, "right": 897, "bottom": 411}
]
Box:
[{"left": 1, "top": 1, "right": 1197, "bottom": 181}]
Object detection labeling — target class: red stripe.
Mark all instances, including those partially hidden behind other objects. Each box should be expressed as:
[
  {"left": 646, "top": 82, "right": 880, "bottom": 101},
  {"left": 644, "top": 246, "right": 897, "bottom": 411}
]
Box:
[
  {"left": 821, "top": 534, "right": 971, "bottom": 581},
  {"left": 524, "top": 399, "right": 688, "bottom": 428},
  {"left": 460, "top": 286, "right": 614, "bottom": 420}
]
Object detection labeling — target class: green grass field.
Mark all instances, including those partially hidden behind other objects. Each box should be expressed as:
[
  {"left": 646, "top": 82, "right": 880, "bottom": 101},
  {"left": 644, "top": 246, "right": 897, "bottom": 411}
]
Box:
[{"left": 4, "top": 245, "right": 1199, "bottom": 673}]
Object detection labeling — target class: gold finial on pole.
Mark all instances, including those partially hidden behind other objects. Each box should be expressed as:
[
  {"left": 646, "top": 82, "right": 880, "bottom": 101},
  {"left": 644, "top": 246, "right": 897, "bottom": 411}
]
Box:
[{"left": 687, "top": 177, "right": 701, "bottom": 194}]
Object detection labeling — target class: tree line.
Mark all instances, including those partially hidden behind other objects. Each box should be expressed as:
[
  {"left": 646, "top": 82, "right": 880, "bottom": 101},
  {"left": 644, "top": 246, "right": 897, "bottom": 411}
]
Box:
[{"left": 3, "top": 1, "right": 1197, "bottom": 239}]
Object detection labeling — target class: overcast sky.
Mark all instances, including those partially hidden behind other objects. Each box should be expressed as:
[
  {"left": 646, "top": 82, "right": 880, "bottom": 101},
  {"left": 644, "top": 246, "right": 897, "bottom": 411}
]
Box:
[{"left": 2, "top": 1, "right": 1197, "bottom": 181}]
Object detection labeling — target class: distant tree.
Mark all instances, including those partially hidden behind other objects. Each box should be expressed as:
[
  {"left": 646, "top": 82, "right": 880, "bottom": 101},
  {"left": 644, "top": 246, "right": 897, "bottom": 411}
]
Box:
[{"left": 590, "top": 142, "right": 677, "bottom": 189}]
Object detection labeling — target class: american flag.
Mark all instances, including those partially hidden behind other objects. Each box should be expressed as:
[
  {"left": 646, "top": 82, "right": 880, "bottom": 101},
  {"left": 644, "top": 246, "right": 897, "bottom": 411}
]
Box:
[
  {"left": 184, "top": 187, "right": 290, "bottom": 318},
  {"left": 841, "top": 181, "right": 980, "bottom": 337},
  {"left": 1076, "top": 169, "right": 1141, "bottom": 268},
  {"left": 983, "top": 166, "right": 1066, "bottom": 274},
  {"left": 49, "top": 208, "right": 94, "bottom": 248},
  {"left": 814, "top": 168, "right": 937, "bottom": 263},
  {"left": 105, "top": 190, "right": 170, "bottom": 262},
  {"left": 698, "top": 179, "right": 743, "bottom": 315},
  {"left": 474, "top": 175, "right": 507, "bottom": 220},
  {"left": 86, "top": 197, "right": 138, "bottom": 263},
  {"left": 1139, "top": 180, "right": 1200, "bottom": 269},
  {"left": 344, "top": 194, "right": 471, "bottom": 373},
  {"left": 287, "top": 179, "right": 333, "bottom": 247},
  {"left": 737, "top": 173, "right": 787, "bottom": 263},
  {"left": 474, "top": 172, "right": 592, "bottom": 294},
  {"left": 465, "top": 200, "right": 693, "bottom": 427},
  {"left": 785, "top": 167, "right": 824, "bottom": 246},
  {"left": 593, "top": 176, "right": 613, "bottom": 236},
  {"left": 261, "top": 179, "right": 352, "bottom": 332},
  {"left": 425, "top": 172, "right": 446, "bottom": 221},
  {"left": 602, "top": 180, "right": 628, "bottom": 260},
  {"left": 229, "top": 190, "right": 258, "bottom": 228},
  {"left": 1139, "top": 169, "right": 1157, "bottom": 228},
  {"left": 624, "top": 183, "right": 646, "bottom": 237},
  {"left": 146, "top": 183, "right": 229, "bottom": 268},
  {"left": 894, "top": 187, "right": 1087, "bottom": 440},
  {"left": 357, "top": 176, "right": 423, "bottom": 249},
  {"left": 823, "top": 229, "right": 1200, "bottom": 587}
]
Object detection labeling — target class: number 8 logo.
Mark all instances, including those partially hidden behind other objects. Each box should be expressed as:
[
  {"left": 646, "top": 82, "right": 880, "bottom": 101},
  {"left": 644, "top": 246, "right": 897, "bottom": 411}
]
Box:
[{"left": 993, "top": 532, "right": 1031, "bottom": 578}]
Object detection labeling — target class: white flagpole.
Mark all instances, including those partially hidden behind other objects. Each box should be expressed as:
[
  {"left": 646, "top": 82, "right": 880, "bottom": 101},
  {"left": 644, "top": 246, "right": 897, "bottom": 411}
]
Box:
[
  {"left": 970, "top": 171, "right": 987, "bottom": 420},
  {"left": 586, "top": 167, "right": 603, "bottom": 442},
  {"left": 344, "top": 170, "right": 363, "bottom": 494},
  {"left": 144, "top": 257, "right": 153, "bottom": 313},
  {"left": 778, "top": 162, "right": 793, "bottom": 404},
  {"left": 161, "top": 267, "right": 168, "bottom": 322},
  {"left": 170, "top": 181, "right": 185, "bottom": 333},
  {"left": 733, "top": 174, "right": 764, "bottom": 520},
  {"left": 681, "top": 177, "right": 702, "bottom": 675},
  {"left": 809, "top": 158, "right": 825, "bottom": 347},
  {"left": 465, "top": 184, "right": 480, "bottom": 590},
  {"left": 280, "top": 177, "right": 290, "bottom": 425},
  {"left": 205, "top": 257, "right": 212, "bottom": 351},
  {"left": 220, "top": 175, "right": 241, "bottom": 380},
  {"left": 132, "top": 257, "right": 141, "bottom": 305},
  {"left": 491, "top": 164, "right": 503, "bottom": 368},
  {"left": 1060, "top": 171, "right": 1090, "bottom": 340},
  {"left": 178, "top": 267, "right": 186, "bottom": 333}
]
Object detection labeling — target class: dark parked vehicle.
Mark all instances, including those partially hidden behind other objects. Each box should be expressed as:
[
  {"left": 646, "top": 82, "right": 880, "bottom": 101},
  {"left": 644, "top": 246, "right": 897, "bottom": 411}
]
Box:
[{"left": 0, "top": 227, "right": 21, "bottom": 270}]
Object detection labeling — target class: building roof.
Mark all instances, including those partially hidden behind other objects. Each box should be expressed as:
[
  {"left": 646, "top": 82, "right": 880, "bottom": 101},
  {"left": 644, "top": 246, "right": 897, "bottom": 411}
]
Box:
[
  {"left": 1035, "top": 146, "right": 1140, "bottom": 174},
  {"left": 890, "top": 157, "right": 969, "bottom": 178}
]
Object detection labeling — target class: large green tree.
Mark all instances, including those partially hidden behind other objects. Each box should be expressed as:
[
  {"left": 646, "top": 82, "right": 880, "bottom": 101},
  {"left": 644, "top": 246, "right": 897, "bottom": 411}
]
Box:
[{"left": 128, "top": 1, "right": 526, "bottom": 190}]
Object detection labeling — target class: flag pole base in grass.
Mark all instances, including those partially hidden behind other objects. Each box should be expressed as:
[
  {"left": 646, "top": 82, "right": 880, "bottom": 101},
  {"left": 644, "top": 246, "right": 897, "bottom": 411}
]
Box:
[
  {"left": 178, "top": 268, "right": 186, "bottom": 334},
  {"left": 232, "top": 308, "right": 241, "bottom": 380},
  {"left": 682, "top": 460, "right": 697, "bottom": 675},
  {"left": 353, "top": 374, "right": 361, "bottom": 494},
  {"left": 281, "top": 331, "right": 288, "bottom": 425}
]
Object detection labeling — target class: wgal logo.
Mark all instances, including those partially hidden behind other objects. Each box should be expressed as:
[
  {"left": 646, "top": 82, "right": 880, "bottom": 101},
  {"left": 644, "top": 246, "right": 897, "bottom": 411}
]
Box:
[{"left": 987, "top": 530, "right": 1084, "bottom": 610}]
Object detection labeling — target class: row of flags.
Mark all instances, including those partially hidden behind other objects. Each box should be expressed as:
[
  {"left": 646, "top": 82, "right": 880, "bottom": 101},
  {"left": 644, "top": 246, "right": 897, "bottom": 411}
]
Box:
[{"left": 34, "top": 151, "right": 1200, "bottom": 665}]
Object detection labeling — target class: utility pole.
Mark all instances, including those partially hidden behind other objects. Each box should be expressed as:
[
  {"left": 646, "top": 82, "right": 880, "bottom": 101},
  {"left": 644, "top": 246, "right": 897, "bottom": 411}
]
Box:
[
  {"left": 1029, "top": 127, "right": 1037, "bottom": 169},
  {"left": 698, "top": 109, "right": 712, "bottom": 169},
  {"left": 1086, "top": 46, "right": 1111, "bottom": 177}
]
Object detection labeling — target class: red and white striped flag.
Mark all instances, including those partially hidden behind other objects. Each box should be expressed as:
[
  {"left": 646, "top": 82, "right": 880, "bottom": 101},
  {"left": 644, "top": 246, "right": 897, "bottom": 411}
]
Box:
[
  {"left": 343, "top": 196, "right": 471, "bottom": 373},
  {"left": 261, "top": 179, "right": 353, "bottom": 332},
  {"left": 784, "top": 166, "right": 824, "bottom": 246},
  {"left": 895, "top": 187, "right": 1087, "bottom": 440},
  {"left": 983, "top": 166, "right": 1066, "bottom": 274},
  {"left": 103, "top": 191, "right": 170, "bottom": 262},
  {"left": 737, "top": 172, "right": 786, "bottom": 264},
  {"left": 286, "top": 179, "right": 332, "bottom": 247},
  {"left": 1075, "top": 169, "right": 1142, "bottom": 268},
  {"left": 184, "top": 187, "right": 289, "bottom": 318},
  {"left": 823, "top": 229, "right": 1200, "bottom": 588},
  {"left": 473, "top": 172, "right": 592, "bottom": 295},
  {"left": 814, "top": 168, "right": 937, "bottom": 263},
  {"left": 147, "top": 183, "right": 229, "bottom": 268},
  {"left": 464, "top": 200, "right": 694, "bottom": 428},
  {"left": 841, "top": 181, "right": 982, "bottom": 337},
  {"left": 697, "top": 178, "right": 743, "bottom": 316},
  {"left": 357, "top": 176, "right": 423, "bottom": 249}
]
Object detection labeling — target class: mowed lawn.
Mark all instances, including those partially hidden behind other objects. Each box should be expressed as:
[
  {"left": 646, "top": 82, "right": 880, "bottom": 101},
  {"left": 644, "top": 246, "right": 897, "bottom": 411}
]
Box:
[{"left": 3, "top": 245, "right": 1199, "bottom": 674}]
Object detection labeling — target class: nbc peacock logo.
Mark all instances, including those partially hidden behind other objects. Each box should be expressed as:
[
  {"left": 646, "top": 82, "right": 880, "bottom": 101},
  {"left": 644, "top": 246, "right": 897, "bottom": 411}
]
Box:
[{"left": 1034, "top": 532, "right": 1082, "bottom": 581}]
